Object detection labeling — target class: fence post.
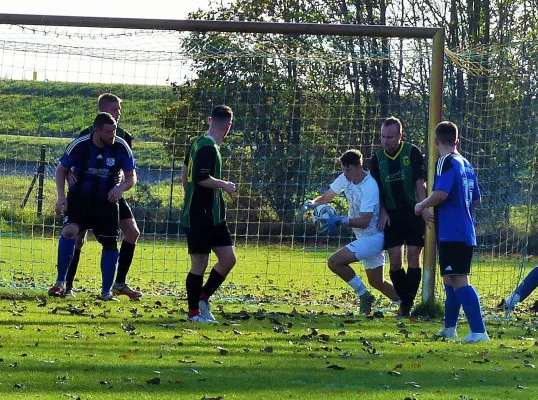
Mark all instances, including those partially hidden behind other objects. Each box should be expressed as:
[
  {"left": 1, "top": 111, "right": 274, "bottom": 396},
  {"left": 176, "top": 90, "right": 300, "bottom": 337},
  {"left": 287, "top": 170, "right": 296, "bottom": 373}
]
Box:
[{"left": 37, "top": 145, "right": 46, "bottom": 217}]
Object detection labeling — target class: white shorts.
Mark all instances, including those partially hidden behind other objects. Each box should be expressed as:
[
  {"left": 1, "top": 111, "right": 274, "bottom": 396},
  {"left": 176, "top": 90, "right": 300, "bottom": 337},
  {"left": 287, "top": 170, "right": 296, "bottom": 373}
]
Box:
[{"left": 346, "top": 232, "right": 385, "bottom": 270}]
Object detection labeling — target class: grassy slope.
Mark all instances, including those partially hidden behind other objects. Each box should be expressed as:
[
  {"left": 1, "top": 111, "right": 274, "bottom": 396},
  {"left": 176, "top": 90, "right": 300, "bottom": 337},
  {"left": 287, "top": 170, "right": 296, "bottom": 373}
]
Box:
[
  {"left": 0, "top": 80, "right": 178, "bottom": 140},
  {"left": 0, "top": 79, "right": 190, "bottom": 168}
]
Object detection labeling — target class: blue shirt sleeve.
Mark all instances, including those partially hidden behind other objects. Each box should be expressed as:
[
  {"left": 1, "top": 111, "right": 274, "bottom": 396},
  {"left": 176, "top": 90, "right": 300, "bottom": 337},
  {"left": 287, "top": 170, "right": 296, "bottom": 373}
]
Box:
[
  {"left": 118, "top": 146, "right": 136, "bottom": 173},
  {"left": 59, "top": 152, "right": 73, "bottom": 169},
  {"left": 433, "top": 160, "right": 455, "bottom": 194}
]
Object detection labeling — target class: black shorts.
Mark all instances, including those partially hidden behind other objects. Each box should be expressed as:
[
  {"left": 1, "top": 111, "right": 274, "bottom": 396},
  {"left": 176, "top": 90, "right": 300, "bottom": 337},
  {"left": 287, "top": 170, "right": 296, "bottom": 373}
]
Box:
[
  {"left": 438, "top": 241, "right": 474, "bottom": 276},
  {"left": 119, "top": 197, "right": 134, "bottom": 220},
  {"left": 186, "top": 221, "right": 233, "bottom": 254},
  {"left": 384, "top": 207, "right": 425, "bottom": 249},
  {"left": 64, "top": 192, "right": 119, "bottom": 243}
]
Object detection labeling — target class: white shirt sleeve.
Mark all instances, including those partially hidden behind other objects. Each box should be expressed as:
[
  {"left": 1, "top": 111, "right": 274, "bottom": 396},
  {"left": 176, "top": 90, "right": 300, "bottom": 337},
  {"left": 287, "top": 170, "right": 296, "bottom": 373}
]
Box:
[
  {"left": 359, "top": 179, "right": 379, "bottom": 213},
  {"left": 329, "top": 173, "right": 347, "bottom": 194}
]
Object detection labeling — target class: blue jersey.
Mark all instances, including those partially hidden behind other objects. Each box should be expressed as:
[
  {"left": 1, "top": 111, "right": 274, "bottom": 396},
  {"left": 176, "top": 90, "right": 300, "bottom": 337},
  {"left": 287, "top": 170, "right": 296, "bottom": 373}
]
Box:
[
  {"left": 60, "top": 134, "right": 135, "bottom": 200},
  {"left": 433, "top": 153, "right": 480, "bottom": 246}
]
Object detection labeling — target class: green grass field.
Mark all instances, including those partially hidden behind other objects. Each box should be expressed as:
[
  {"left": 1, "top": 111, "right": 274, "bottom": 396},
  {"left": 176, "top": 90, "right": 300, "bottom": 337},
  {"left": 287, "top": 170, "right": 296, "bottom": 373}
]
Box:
[
  {"left": 1, "top": 237, "right": 538, "bottom": 399},
  {"left": 0, "top": 290, "right": 537, "bottom": 400}
]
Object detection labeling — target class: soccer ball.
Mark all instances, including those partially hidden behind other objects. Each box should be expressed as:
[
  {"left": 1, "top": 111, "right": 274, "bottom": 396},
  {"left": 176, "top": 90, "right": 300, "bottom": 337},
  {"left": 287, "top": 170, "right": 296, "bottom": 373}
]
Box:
[{"left": 312, "top": 204, "right": 337, "bottom": 230}]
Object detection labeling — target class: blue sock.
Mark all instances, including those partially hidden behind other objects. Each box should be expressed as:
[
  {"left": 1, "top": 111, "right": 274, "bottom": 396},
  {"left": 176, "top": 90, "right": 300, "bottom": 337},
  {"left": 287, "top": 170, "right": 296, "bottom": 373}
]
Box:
[
  {"left": 100, "top": 249, "right": 119, "bottom": 295},
  {"left": 517, "top": 266, "right": 538, "bottom": 301},
  {"left": 444, "top": 284, "right": 461, "bottom": 328},
  {"left": 456, "top": 285, "right": 485, "bottom": 333},
  {"left": 57, "top": 236, "right": 76, "bottom": 281}
]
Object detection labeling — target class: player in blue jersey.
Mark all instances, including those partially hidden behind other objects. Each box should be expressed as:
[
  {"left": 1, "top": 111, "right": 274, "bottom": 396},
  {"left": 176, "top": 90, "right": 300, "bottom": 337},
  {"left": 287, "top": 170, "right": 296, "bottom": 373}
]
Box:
[
  {"left": 498, "top": 266, "right": 538, "bottom": 316},
  {"left": 65, "top": 93, "right": 142, "bottom": 300},
  {"left": 415, "top": 121, "right": 488, "bottom": 343},
  {"left": 49, "top": 112, "right": 137, "bottom": 300}
]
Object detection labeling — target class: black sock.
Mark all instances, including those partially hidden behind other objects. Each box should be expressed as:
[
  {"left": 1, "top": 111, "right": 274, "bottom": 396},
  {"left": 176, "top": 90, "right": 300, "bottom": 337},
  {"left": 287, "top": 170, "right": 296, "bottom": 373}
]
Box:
[
  {"left": 66, "top": 248, "right": 81, "bottom": 289},
  {"left": 390, "top": 268, "right": 408, "bottom": 305},
  {"left": 406, "top": 268, "right": 422, "bottom": 305},
  {"left": 186, "top": 272, "right": 204, "bottom": 312},
  {"left": 115, "top": 240, "right": 136, "bottom": 284},
  {"left": 201, "top": 268, "right": 226, "bottom": 299}
]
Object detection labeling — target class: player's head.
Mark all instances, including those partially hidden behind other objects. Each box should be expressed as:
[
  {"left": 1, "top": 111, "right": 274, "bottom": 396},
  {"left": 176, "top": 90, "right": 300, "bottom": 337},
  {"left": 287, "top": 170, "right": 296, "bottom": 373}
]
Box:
[
  {"left": 435, "top": 121, "right": 459, "bottom": 147},
  {"left": 339, "top": 149, "right": 364, "bottom": 182},
  {"left": 209, "top": 105, "right": 233, "bottom": 137},
  {"left": 380, "top": 116, "right": 403, "bottom": 153},
  {"left": 98, "top": 93, "right": 122, "bottom": 123},
  {"left": 93, "top": 112, "right": 117, "bottom": 147}
]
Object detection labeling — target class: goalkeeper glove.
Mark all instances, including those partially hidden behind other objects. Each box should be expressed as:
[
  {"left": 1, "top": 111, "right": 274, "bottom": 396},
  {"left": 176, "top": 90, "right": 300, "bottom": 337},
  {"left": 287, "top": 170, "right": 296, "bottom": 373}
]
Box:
[
  {"left": 322, "top": 215, "right": 350, "bottom": 233},
  {"left": 301, "top": 200, "right": 316, "bottom": 211}
]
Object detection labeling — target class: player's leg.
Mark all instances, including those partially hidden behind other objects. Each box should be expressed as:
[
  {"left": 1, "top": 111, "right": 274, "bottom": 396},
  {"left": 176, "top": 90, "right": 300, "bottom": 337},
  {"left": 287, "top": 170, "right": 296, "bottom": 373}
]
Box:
[
  {"left": 65, "top": 230, "right": 88, "bottom": 297},
  {"left": 113, "top": 199, "right": 142, "bottom": 299},
  {"left": 503, "top": 266, "right": 538, "bottom": 313},
  {"left": 437, "top": 275, "right": 461, "bottom": 339},
  {"left": 49, "top": 223, "right": 79, "bottom": 297},
  {"left": 364, "top": 248, "right": 399, "bottom": 303},
  {"left": 199, "top": 222, "right": 236, "bottom": 322},
  {"left": 442, "top": 242, "right": 488, "bottom": 343},
  {"left": 49, "top": 193, "right": 84, "bottom": 297},
  {"left": 185, "top": 223, "right": 216, "bottom": 323},
  {"left": 94, "top": 201, "right": 120, "bottom": 301},
  {"left": 328, "top": 243, "right": 374, "bottom": 315},
  {"left": 385, "top": 211, "right": 408, "bottom": 315},
  {"left": 403, "top": 211, "right": 426, "bottom": 314}
]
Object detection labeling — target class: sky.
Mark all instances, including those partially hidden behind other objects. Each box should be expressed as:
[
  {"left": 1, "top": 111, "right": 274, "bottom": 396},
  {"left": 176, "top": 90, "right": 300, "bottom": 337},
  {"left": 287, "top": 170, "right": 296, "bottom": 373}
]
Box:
[
  {"left": 0, "top": 0, "right": 211, "bottom": 19},
  {"left": 0, "top": 1, "right": 222, "bottom": 84}
]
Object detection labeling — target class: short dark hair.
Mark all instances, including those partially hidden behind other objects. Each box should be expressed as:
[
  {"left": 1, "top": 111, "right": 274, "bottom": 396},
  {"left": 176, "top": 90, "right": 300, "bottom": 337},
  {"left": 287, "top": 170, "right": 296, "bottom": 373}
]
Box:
[
  {"left": 98, "top": 93, "right": 122, "bottom": 109},
  {"left": 435, "top": 121, "right": 458, "bottom": 145},
  {"left": 339, "top": 149, "right": 363, "bottom": 167},
  {"left": 381, "top": 116, "right": 402, "bottom": 133},
  {"left": 94, "top": 112, "right": 117, "bottom": 131},
  {"left": 211, "top": 105, "right": 233, "bottom": 124}
]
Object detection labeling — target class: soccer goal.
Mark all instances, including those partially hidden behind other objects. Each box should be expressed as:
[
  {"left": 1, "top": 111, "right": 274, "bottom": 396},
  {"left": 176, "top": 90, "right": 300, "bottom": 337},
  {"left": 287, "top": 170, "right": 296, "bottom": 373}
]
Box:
[{"left": 0, "top": 14, "right": 534, "bottom": 308}]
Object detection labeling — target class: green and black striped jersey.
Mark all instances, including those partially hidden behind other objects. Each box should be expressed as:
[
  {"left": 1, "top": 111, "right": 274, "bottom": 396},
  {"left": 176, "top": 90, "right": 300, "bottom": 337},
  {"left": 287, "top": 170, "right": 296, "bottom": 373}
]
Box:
[{"left": 182, "top": 134, "right": 225, "bottom": 228}]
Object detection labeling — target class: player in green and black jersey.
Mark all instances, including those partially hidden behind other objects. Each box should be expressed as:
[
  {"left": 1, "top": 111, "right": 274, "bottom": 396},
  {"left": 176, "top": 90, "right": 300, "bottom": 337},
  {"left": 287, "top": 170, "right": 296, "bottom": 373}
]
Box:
[
  {"left": 370, "top": 116, "right": 433, "bottom": 317},
  {"left": 65, "top": 93, "right": 142, "bottom": 300},
  {"left": 181, "top": 105, "right": 237, "bottom": 324}
]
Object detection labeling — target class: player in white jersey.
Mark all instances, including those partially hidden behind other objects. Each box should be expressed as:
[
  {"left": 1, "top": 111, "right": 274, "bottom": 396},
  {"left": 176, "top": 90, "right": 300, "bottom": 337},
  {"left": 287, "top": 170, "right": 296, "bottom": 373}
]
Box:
[{"left": 303, "top": 149, "right": 399, "bottom": 315}]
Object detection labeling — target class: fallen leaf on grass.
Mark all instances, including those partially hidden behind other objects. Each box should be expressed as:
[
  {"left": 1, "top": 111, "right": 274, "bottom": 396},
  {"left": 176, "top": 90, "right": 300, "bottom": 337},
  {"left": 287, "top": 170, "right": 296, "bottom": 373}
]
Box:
[
  {"left": 260, "top": 346, "right": 273, "bottom": 353},
  {"left": 327, "top": 364, "right": 345, "bottom": 370},
  {"left": 201, "top": 396, "right": 223, "bottom": 400},
  {"left": 216, "top": 346, "right": 228, "bottom": 356},
  {"left": 388, "top": 370, "right": 401, "bottom": 376},
  {"left": 146, "top": 377, "right": 160, "bottom": 385}
]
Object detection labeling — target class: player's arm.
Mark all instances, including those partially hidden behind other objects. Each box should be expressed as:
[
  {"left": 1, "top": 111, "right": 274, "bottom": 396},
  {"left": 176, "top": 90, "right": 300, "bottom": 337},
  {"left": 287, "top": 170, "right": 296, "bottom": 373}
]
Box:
[
  {"left": 55, "top": 163, "right": 70, "bottom": 214},
  {"left": 195, "top": 146, "right": 236, "bottom": 194},
  {"left": 311, "top": 189, "right": 337, "bottom": 206},
  {"left": 370, "top": 154, "right": 391, "bottom": 229},
  {"left": 348, "top": 212, "right": 373, "bottom": 229},
  {"left": 181, "top": 164, "right": 188, "bottom": 193},
  {"left": 415, "top": 190, "right": 448, "bottom": 213},
  {"left": 415, "top": 157, "right": 452, "bottom": 214},
  {"left": 411, "top": 146, "right": 427, "bottom": 201}
]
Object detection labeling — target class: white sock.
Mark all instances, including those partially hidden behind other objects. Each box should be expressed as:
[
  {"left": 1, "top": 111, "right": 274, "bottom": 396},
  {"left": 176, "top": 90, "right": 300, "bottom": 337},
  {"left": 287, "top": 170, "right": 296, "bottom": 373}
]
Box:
[
  {"left": 506, "top": 293, "right": 520, "bottom": 309},
  {"left": 347, "top": 275, "right": 366, "bottom": 296},
  {"left": 55, "top": 280, "right": 66, "bottom": 287}
]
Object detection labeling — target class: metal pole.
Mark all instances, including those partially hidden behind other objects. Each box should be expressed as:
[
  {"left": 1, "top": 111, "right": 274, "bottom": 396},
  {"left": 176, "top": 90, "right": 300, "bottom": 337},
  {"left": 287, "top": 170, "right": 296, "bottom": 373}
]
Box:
[
  {"left": 37, "top": 145, "right": 46, "bottom": 217},
  {"left": 422, "top": 28, "right": 445, "bottom": 304},
  {"left": 0, "top": 14, "right": 440, "bottom": 38}
]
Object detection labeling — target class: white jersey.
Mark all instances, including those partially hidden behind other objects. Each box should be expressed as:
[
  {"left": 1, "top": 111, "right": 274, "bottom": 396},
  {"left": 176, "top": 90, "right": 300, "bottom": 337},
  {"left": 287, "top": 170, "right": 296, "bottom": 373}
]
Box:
[{"left": 329, "top": 172, "right": 380, "bottom": 238}]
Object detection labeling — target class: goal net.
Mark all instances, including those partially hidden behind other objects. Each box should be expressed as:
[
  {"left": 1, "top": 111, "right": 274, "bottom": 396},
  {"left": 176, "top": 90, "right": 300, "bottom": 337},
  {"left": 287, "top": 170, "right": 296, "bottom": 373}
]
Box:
[{"left": 0, "top": 20, "right": 535, "bottom": 308}]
